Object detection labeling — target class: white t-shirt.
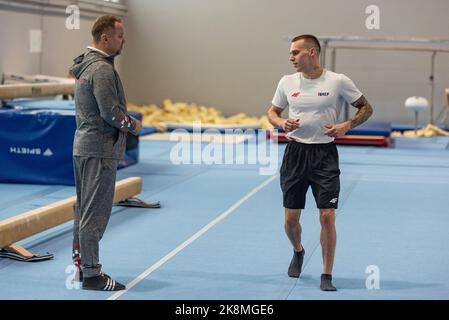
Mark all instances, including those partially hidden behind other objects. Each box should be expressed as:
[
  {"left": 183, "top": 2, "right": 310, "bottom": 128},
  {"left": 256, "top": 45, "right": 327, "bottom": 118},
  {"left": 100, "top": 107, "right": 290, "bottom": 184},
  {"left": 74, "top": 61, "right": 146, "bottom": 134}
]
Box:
[{"left": 272, "top": 69, "right": 362, "bottom": 144}]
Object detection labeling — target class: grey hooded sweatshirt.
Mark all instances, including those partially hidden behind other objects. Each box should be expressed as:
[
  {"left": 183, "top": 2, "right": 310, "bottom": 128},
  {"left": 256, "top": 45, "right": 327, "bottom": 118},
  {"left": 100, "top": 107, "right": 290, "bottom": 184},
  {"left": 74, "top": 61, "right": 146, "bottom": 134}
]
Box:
[{"left": 71, "top": 49, "right": 138, "bottom": 159}]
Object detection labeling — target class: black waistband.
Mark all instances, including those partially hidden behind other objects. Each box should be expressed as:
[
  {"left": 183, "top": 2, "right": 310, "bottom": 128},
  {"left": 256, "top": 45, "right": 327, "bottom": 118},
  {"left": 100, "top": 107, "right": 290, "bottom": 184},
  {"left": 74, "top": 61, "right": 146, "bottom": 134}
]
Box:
[{"left": 288, "top": 141, "right": 335, "bottom": 148}]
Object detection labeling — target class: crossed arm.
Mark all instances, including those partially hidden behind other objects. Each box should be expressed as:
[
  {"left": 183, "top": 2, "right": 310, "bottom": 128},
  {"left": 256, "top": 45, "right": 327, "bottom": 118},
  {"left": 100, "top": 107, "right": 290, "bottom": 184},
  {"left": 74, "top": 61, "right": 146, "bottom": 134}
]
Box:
[{"left": 93, "top": 65, "right": 142, "bottom": 136}]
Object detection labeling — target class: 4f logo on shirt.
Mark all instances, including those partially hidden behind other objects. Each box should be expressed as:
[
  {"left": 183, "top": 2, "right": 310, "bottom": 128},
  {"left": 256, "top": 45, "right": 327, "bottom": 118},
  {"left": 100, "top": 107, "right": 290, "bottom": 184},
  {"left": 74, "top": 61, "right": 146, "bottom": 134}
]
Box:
[
  {"left": 291, "top": 92, "right": 301, "bottom": 97},
  {"left": 318, "top": 92, "right": 330, "bottom": 96}
]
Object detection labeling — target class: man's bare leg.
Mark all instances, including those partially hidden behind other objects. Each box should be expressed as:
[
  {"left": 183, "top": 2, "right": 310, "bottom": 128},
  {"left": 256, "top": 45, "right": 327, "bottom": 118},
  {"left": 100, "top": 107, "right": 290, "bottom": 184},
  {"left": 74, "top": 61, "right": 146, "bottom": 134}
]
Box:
[
  {"left": 285, "top": 208, "right": 305, "bottom": 277},
  {"left": 319, "top": 208, "right": 337, "bottom": 291}
]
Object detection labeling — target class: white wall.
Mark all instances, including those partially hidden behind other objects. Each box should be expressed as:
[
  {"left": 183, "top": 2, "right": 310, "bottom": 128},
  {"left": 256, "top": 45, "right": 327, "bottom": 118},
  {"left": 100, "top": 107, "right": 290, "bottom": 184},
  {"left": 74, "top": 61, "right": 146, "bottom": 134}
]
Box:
[
  {"left": 120, "top": 0, "right": 449, "bottom": 125},
  {"left": 1, "top": 0, "right": 448, "bottom": 125},
  {"left": 0, "top": 5, "right": 123, "bottom": 82},
  {"left": 0, "top": 9, "right": 43, "bottom": 77}
]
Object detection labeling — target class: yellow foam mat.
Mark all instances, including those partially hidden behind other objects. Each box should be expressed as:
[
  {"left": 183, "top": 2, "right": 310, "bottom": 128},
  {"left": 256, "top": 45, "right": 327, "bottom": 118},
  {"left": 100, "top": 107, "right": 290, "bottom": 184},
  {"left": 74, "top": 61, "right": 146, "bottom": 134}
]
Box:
[
  {"left": 128, "top": 99, "right": 273, "bottom": 130},
  {"left": 140, "top": 132, "right": 254, "bottom": 144},
  {"left": 392, "top": 124, "right": 449, "bottom": 138}
]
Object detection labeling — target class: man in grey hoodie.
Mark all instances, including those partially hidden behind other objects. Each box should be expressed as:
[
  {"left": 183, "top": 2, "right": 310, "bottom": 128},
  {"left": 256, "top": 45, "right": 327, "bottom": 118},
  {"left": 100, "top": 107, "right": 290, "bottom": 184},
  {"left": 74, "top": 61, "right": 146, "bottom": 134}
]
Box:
[{"left": 71, "top": 15, "right": 141, "bottom": 291}]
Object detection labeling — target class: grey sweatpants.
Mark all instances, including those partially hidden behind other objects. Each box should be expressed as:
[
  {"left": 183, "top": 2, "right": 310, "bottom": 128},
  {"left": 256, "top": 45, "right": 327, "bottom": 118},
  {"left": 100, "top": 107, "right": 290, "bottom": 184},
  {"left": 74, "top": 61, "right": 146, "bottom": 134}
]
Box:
[{"left": 73, "top": 156, "right": 118, "bottom": 278}]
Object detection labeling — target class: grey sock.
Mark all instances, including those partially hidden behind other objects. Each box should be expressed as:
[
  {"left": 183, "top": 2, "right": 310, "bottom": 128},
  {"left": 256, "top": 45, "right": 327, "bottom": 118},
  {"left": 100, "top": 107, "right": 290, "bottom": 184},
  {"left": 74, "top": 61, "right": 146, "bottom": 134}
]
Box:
[
  {"left": 320, "top": 273, "right": 337, "bottom": 291},
  {"left": 288, "top": 248, "right": 305, "bottom": 278}
]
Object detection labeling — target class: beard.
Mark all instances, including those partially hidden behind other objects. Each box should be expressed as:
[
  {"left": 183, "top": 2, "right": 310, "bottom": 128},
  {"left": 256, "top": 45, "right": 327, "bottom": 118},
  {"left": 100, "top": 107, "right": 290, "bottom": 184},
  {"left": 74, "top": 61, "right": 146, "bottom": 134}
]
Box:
[{"left": 116, "top": 45, "right": 123, "bottom": 56}]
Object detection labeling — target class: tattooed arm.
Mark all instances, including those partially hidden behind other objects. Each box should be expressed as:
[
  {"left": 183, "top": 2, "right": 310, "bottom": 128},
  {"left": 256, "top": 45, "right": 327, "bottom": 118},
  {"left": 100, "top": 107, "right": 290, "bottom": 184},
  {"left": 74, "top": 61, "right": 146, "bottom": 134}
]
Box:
[
  {"left": 324, "top": 95, "right": 373, "bottom": 138},
  {"left": 348, "top": 95, "right": 374, "bottom": 129}
]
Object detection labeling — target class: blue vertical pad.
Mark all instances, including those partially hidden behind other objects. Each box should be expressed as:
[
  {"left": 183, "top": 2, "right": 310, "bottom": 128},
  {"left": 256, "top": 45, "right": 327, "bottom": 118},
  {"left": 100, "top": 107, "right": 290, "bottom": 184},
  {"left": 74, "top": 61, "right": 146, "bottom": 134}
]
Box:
[{"left": 0, "top": 102, "right": 141, "bottom": 185}]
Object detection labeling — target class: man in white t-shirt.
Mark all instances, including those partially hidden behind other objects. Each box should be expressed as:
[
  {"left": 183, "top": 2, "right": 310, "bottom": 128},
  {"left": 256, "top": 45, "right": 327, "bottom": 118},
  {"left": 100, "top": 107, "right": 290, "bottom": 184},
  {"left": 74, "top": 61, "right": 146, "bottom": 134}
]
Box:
[{"left": 267, "top": 34, "right": 373, "bottom": 291}]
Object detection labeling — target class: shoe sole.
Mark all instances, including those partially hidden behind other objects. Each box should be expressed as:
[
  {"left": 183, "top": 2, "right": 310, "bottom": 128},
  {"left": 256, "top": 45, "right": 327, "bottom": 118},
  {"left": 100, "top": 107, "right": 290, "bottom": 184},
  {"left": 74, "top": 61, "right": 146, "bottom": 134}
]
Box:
[{"left": 82, "top": 285, "right": 126, "bottom": 291}]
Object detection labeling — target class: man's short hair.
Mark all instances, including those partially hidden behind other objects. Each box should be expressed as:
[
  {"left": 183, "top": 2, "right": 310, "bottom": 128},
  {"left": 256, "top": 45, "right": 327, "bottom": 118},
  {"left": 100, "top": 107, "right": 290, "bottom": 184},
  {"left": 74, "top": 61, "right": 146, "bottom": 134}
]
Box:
[
  {"left": 91, "top": 15, "right": 122, "bottom": 43},
  {"left": 291, "top": 34, "right": 321, "bottom": 54}
]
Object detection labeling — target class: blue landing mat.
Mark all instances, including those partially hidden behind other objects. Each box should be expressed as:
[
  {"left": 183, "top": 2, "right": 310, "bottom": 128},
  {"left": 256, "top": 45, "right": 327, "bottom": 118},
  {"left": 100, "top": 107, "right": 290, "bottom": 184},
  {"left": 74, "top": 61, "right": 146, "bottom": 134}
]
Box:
[{"left": 346, "top": 121, "right": 391, "bottom": 137}]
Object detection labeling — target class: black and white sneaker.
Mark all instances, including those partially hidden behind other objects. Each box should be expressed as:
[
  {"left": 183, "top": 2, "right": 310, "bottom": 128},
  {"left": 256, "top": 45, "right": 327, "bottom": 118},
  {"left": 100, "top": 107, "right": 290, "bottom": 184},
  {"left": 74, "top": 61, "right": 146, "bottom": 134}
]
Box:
[
  {"left": 77, "top": 269, "right": 109, "bottom": 283},
  {"left": 82, "top": 272, "right": 126, "bottom": 291}
]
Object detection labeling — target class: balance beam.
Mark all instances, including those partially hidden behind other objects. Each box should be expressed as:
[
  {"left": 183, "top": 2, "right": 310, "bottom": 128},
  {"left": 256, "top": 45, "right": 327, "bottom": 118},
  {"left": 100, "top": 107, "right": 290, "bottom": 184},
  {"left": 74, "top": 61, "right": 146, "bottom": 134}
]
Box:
[
  {"left": 0, "top": 82, "right": 74, "bottom": 100},
  {"left": 2, "top": 73, "right": 75, "bottom": 84},
  {"left": 269, "top": 130, "right": 390, "bottom": 147},
  {"left": 0, "top": 177, "right": 142, "bottom": 251}
]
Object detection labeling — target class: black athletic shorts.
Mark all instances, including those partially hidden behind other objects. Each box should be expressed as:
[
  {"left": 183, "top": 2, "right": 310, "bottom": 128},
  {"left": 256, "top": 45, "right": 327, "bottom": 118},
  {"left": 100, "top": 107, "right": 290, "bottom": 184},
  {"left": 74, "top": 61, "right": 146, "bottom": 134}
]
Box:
[{"left": 280, "top": 141, "right": 340, "bottom": 209}]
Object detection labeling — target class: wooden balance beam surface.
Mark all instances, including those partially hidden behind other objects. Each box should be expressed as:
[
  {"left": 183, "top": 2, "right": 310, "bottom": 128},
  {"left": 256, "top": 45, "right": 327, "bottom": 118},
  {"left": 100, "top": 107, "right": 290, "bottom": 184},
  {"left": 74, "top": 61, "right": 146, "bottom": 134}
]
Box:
[
  {"left": 0, "top": 177, "right": 142, "bottom": 249},
  {"left": 0, "top": 82, "right": 74, "bottom": 100}
]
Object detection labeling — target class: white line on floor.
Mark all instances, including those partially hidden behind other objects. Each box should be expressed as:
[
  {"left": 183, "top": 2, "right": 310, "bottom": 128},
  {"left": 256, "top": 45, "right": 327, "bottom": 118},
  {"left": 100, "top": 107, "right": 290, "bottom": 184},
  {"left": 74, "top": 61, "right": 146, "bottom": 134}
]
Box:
[{"left": 107, "top": 174, "right": 278, "bottom": 300}]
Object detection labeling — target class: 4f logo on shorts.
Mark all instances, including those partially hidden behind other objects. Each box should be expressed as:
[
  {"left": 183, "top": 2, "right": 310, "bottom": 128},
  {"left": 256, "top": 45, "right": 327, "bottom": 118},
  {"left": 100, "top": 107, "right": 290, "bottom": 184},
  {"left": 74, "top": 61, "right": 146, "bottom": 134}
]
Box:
[
  {"left": 330, "top": 198, "right": 338, "bottom": 204},
  {"left": 318, "top": 92, "right": 330, "bottom": 96}
]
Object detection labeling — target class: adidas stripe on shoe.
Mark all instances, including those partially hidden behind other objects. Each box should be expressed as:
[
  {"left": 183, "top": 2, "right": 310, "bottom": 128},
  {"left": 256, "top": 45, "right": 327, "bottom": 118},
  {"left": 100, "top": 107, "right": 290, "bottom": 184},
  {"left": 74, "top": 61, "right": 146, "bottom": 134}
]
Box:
[{"left": 82, "top": 273, "right": 126, "bottom": 291}]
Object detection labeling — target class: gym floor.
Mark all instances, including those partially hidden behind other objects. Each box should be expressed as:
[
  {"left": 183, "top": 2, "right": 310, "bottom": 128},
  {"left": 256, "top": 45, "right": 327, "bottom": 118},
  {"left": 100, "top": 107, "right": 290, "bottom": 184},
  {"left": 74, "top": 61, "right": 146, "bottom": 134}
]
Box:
[{"left": 1, "top": 137, "right": 449, "bottom": 300}]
